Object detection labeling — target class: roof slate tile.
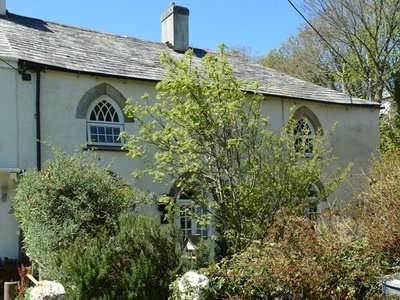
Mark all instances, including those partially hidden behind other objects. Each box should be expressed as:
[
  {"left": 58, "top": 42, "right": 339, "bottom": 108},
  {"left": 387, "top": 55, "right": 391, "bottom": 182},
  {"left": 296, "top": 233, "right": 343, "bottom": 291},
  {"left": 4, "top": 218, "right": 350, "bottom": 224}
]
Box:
[{"left": 0, "top": 12, "right": 379, "bottom": 107}]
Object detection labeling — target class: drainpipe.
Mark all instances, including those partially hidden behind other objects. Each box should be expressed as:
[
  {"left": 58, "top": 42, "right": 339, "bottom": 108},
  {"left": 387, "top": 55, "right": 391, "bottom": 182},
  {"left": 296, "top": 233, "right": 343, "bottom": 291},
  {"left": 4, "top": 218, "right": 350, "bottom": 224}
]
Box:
[{"left": 35, "top": 67, "right": 41, "bottom": 169}]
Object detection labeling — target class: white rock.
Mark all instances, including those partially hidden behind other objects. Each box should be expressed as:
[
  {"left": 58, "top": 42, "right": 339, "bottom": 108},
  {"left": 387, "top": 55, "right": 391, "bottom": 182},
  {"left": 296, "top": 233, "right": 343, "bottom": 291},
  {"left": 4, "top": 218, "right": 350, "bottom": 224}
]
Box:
[
  {"left": 29, "top": 281, "right": 66, "bottom": 300},
  {"left": 177, "top": 271, "right": 210, "bottom": 300}
]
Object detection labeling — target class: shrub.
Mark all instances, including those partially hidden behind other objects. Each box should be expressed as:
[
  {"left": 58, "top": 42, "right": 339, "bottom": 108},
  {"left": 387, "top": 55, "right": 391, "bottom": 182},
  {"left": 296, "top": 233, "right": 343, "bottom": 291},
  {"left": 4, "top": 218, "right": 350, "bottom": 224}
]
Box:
[
  {"left": 12, "top": 146, "right": 145, "bottom": 278},
  {"left": 351, "top": 138, "right": 400, "bottom": 271},
  {"left": 205, "top": 142, "right": 400, "bottom": 299},
  {"left": 205, "top": 209, "right": 388, "bottom": 299},
  {"left": 56, "top": 214, "right": 185, "bottom": 300}
]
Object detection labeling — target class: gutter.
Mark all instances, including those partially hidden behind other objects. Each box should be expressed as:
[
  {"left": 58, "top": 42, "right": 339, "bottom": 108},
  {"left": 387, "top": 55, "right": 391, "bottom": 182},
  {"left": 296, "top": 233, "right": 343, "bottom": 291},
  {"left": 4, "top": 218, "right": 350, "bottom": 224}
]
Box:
[{"left": 19, "top": 59, "right": 160, "bottom": 83}]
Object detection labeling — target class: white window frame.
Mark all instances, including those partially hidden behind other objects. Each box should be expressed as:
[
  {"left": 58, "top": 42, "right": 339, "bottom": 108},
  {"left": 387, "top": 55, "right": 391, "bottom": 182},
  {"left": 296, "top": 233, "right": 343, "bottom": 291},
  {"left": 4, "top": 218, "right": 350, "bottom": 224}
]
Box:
[
  {"left": 86, "top": 96, "right": 124, "bottom": 146},
  {"left": 176, "top": 198, "right": 209, "bottom": 239}
]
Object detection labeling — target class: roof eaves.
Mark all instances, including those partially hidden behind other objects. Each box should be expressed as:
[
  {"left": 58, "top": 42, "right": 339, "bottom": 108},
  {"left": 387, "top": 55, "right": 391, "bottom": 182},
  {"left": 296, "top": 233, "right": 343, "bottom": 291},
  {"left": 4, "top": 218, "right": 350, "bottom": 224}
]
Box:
[
  {"left": 19, "top": 59, "right": 162, "bottom": 83},
  {"left": 242, "top": 87, "right": 381, "bottom": 108}
]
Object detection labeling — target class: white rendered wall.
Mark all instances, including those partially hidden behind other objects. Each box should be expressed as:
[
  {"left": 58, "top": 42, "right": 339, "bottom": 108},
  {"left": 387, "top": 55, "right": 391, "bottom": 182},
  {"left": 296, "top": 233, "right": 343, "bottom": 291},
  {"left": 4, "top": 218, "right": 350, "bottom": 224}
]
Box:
[{"left": 3, "top": 67, "right": 380, "bottom": 259}]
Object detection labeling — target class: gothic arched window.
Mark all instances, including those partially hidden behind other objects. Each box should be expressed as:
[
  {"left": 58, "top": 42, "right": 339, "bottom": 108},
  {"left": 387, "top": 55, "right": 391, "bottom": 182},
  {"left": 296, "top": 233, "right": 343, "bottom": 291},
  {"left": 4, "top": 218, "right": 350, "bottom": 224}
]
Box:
[
  {"left": 294, "top": 118, "right": 315, "bottom": 154},
  {"left": 86, "top": 96, "right": 124, "bottom": 146}
]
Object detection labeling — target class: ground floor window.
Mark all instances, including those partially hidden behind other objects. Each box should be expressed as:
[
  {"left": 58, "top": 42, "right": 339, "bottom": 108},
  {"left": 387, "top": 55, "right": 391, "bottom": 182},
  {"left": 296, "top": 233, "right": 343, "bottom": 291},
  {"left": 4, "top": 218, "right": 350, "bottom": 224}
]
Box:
[{"left": 178, "top": 201, "right": 208, "bottom": 239}]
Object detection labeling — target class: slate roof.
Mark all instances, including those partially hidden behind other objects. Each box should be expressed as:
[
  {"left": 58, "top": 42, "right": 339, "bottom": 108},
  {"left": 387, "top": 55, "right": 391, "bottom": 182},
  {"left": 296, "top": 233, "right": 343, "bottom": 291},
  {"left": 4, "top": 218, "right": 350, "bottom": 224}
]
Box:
[{"left": 0, "top": 12, "right": 379, "bottom": 107}]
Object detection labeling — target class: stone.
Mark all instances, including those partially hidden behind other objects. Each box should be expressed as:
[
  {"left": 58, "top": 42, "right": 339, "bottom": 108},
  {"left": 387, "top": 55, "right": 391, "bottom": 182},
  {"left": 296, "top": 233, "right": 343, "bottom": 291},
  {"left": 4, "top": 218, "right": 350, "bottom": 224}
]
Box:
[
  {"left": 29, "top": 281, "right": 66, "bottom": 300},
  {"left": 177, "top": 271, "right": 210, "bottom": 300}
]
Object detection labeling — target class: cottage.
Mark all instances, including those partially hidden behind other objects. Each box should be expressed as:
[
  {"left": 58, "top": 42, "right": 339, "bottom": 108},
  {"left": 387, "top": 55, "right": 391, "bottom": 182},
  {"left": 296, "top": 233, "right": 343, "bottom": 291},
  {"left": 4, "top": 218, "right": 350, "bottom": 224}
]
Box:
[{"left": 0, "top": 1, "right": 380, "bottom": 259}]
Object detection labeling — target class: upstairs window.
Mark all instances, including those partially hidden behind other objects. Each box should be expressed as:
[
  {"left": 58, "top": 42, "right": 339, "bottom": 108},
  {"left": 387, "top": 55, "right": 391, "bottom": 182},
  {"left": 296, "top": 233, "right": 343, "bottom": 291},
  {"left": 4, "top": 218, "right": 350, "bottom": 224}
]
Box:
[
  {"left": 292, "top": 107, "right": 322, "bottom": 156},
  {"left": 294, "top": 118, "right": 315, "bottom": 154},
  {"left": 86, "top": 97, "right": 124, "bottom": 146}
]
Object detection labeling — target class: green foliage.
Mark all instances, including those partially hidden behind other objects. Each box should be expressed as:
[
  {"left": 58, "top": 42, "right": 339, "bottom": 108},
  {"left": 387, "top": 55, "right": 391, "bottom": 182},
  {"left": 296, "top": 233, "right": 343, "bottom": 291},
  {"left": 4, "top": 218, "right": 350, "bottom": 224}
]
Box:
[
  {"left": 123, "top": 45, "right": 347, "bottom": 254},
  {"left": 261, "top": 26, "right": 342, "bottom": 92},
  {"left": 264, "top": 0, "right": 400, "bottom": 103},
  {"left": 380, "top": 114, "right": 400, "bottom": 152},
  {"left": 205, "top": 210, "right": 387, "bottom": 299},
  {"left": 12, "top": 146, "right": 143, "bottom": 278},
  {"left": 204, "top": 137, "right": 400, "bottom": 299},
  {"left": 352, "top": 137, "right": 400, "bottom": 264},
  {"left": 56, "top": 214, "right": 185, "bottom": 300}
]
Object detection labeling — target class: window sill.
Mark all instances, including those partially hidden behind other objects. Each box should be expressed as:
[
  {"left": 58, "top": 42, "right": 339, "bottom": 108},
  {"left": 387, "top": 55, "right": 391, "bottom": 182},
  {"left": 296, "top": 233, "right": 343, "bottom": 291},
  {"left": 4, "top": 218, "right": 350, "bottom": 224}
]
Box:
[{"left": 83, "top": 145, "right": 128, "bottom": 152}]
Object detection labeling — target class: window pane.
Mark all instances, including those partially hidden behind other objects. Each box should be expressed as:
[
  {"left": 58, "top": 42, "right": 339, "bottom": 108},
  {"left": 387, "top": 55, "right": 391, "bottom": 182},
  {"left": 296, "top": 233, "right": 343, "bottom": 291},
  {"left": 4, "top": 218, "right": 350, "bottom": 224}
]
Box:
[
  {"left": 87, "top": 122, "right": 123, "bottom": 145},
  {"left": 90, "top": 111, "right": 97, "bottom": 121},
  {"left": 113, "top": 128, "right": 121, "bottom": 135},
  {"left": 294, "top": 118, "right": 314, "bottom": 154}
]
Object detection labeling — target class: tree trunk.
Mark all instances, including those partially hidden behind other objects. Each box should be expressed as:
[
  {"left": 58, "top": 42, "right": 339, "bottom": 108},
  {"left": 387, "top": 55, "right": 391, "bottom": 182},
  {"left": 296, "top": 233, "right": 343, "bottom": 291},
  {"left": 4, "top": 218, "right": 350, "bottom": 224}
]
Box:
[{"left": 395, "top": 71, "right": 400, "bottom": 114}]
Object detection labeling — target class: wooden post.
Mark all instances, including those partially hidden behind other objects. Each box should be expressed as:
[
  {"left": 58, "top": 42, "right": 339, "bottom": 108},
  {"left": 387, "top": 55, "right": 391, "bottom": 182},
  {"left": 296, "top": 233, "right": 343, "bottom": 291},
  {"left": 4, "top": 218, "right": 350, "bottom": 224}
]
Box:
[{"left": 4, "top": 281, "right": 17, "bottom": 300}]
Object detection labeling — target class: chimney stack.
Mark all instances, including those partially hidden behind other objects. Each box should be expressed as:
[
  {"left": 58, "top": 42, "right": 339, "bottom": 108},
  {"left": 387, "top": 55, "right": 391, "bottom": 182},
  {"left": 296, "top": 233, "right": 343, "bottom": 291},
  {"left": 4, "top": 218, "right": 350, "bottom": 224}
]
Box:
[
  {"left": 0, "top": 0, "right": 6, "bottom": 16},
  {"left": 161, "top": 3, "right": 189, "bottom": 52}
]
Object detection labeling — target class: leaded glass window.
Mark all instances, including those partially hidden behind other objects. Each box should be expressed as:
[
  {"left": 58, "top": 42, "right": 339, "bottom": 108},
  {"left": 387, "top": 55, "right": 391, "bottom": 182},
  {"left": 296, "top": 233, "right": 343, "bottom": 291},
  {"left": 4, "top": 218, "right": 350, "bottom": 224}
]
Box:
[
  {"left": 86, "top": 98, "right": 124, "bottom": 146},
  {"left": 294, "top": 118, "right": 314, "bottom": 154}
]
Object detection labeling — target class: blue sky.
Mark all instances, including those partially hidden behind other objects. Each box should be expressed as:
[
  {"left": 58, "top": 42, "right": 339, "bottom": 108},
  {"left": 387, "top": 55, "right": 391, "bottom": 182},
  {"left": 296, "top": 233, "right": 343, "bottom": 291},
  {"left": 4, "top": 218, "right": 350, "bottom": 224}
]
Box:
[{"left": 7, "top": 0, "right": 305, "bottom": 56}]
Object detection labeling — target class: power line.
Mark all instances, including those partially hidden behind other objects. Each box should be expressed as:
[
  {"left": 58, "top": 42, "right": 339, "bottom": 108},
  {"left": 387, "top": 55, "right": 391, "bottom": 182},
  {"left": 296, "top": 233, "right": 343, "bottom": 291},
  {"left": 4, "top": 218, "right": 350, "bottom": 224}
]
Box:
[{"left": 286, "top": 0, "right": 363, "bottom": 78}]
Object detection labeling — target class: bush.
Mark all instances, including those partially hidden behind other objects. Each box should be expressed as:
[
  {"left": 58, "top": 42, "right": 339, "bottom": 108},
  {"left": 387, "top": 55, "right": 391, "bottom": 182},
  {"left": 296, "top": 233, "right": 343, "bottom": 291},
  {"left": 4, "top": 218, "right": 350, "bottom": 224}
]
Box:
[
  {"left": 205, "top": 209, "right": 388, "bottom": 299},
  {"left": 204, "top": 142, "right": 400, "bottom": 299},
  {"left": 351, "top": 138, "right": 400, "bottom": 270},
  {"left": 56, "top": 214, "right": 185, "bottom": 300},
  {"left": 12, "top": 146, "right": 145, "bottom": 278}
]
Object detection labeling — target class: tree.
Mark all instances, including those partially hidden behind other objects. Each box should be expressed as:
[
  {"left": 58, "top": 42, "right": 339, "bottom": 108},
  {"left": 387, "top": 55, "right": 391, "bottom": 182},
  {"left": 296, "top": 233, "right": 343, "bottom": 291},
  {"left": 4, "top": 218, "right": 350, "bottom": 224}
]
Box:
[
  {"left": 12, "top": 146, "right": 144, "bottom": 277},
  {"left": 123, "top": 45, "right": 347, "bottom": 254},
  {"left": 262, "top": 24, "right": 345, "bottom": 92},
  {"left": 303, "top": 0, "right": 400, "bottom": 102},
  {"left": 263, "top": 0, "right": 400, "bottom": 108},
  {"left": 226, "top": 44, "right": 265, "bottom": 62}
]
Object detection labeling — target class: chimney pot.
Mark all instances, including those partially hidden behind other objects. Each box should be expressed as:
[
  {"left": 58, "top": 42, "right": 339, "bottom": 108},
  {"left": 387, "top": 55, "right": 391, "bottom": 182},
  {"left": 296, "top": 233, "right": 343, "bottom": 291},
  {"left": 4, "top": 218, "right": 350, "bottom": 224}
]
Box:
[{"left": 161, "top": 4, "right": 189, "bottom": 52}]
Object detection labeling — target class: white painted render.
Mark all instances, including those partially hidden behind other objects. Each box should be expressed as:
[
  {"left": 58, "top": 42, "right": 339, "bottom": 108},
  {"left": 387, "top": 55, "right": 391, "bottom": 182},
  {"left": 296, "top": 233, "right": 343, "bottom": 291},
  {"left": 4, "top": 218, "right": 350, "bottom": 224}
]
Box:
[{"left": 0, "top": 60, "right": 380, "bottom": 259}]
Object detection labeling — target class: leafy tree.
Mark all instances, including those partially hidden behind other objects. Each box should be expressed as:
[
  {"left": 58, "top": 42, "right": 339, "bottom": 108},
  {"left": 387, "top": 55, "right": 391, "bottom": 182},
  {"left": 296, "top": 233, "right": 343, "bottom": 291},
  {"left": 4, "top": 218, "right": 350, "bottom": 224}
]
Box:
[
  {"left": 264, "top": 0, "right": 400, "bottom": 108},
  {"left": 12, "top": 146, "right": 144, "bottom": 278},
  {"left": 262, "top": 25, "right": 345, "bottom": 93},
  {"left": 123, "top": 45, "right": 347, "bottom": 254},
  {"left": 301, "top": 0, "right": 400, "bottom": 103}
]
